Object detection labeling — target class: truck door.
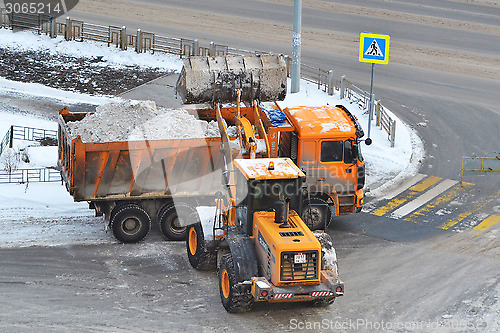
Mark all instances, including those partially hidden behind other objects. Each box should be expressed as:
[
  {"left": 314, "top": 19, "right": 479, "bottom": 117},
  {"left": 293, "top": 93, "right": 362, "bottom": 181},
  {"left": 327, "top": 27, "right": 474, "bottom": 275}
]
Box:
[
  {"left": 319, "top": 140, "right": 357, "bottom": 195},
  {"left": 299, "top": 140, "right": 324, "bottom": 191}
]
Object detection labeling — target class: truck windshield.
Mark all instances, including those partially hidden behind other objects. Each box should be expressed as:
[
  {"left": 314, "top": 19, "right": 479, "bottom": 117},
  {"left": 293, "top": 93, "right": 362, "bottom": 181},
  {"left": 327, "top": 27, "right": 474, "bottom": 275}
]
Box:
[{"left": 250, "top": 180, "right": 300, "bottom": 212}]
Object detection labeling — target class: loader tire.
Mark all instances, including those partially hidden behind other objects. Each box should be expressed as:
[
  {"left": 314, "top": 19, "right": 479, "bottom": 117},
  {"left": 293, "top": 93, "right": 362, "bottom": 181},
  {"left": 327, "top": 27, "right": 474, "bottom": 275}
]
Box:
[
  {"left": 219, "top": 253, "right": 254, "bottom": 313},
  {"left": 186, "top": 222, "right": 216, "bottom": 270},
  {"left": 159, "top": 203, "right": 194, "bottom": 241},
  {"left": 110, "top": 204, "right": 151, "bottom": 243},
  {"left": 301, "top": 198, "right": 333, "bottom": 230}
]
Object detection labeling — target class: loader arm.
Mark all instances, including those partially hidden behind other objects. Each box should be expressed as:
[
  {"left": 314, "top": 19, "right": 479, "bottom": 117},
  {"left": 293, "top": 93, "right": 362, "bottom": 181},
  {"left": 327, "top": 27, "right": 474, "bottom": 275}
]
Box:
[
  {"left": 216, "top": 104, "right": 237, "bottom": 207},
  {"left": 253, "top": 101, "right": 270, "bottom": 158},
  {"left": 233, "top": 116, "right": 257, "bottom": 159}
]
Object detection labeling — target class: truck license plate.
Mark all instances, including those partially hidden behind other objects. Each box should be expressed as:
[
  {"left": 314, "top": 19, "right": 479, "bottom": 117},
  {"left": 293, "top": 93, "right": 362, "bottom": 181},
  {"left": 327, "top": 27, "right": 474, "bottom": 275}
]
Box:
[{"left": 294, "top": 253, "right": 306, "bottom": 264}]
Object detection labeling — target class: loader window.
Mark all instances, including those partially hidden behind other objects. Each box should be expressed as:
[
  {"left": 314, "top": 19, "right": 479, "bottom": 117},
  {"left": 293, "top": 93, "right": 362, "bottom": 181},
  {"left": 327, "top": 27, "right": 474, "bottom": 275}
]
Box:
[
  {"left": 320, "top": 140, "right": 343, "bottom": 162},
  {"left": 250, "top": 180, "right": 300, "bottom": 212}
]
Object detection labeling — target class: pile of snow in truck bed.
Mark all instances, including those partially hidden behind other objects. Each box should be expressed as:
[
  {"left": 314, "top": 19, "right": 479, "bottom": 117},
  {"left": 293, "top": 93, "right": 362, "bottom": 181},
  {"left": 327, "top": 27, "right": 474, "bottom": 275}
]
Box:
[{"left": 67, "top": 100, "right": 220, "bottom": 142}]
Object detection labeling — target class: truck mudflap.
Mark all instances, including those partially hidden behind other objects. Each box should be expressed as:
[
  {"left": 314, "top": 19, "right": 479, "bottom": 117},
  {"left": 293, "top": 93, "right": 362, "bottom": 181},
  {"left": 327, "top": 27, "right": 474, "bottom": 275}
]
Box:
[{"left": 248, "top": 270, "right": 344, "bottom": 302}]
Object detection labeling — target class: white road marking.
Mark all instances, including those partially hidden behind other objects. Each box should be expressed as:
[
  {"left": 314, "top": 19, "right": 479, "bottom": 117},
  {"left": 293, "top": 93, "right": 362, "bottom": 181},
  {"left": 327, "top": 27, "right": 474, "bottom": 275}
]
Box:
[
  {"left": 383, "top": 173, "right": 427, "bottom": 200},
  {"left": 390, "top": 179, "right": 458, "bottom": 219}
]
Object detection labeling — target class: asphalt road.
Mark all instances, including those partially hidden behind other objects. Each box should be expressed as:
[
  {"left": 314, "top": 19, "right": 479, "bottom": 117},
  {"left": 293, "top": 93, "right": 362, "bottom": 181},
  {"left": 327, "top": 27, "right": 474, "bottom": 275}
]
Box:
[{"left": 1, "top": 0, "right": 500, "bottom": 332}]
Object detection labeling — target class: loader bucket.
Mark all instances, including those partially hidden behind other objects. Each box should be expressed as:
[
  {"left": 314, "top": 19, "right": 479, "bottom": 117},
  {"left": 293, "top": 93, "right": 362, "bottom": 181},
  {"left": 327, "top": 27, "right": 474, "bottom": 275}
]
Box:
[{"left": 176, "top": 54, "right": 287, "bottom": 105}]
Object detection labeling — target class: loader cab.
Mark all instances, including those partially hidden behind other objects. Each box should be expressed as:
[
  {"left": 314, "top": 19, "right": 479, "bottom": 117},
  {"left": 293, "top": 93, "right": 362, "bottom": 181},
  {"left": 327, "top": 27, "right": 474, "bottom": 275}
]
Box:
[{"left": 232, "top": 158, "right": 305, "bottom": 236}]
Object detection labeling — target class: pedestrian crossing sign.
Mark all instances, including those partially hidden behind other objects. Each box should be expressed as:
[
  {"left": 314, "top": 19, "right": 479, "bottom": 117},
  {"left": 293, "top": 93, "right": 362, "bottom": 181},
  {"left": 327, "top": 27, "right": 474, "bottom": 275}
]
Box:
[{"left": 359, "top": 33, "right": 390, "bottom": 64}]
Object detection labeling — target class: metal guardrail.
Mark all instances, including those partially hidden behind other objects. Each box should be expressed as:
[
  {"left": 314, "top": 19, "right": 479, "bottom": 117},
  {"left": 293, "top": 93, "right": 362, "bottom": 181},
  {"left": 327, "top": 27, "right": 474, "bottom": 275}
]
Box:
[
  {"left": 340, "top": 76, "right": 396, "bottom": 145},
  {"left": 0, "top": 8, "right": 10, "bottom": 28},
  {"left": 0, "top": 168, "right": 61, "bottom": 184},
  {"left": 0, "top": 126, "right": 13, "bottom": 157},
  {"left": 461, "top": 156, "right": 500, "bottom": 185},
  {"left": 0, "top": 125, "right": 58, "bottom": 157},
  {"left": 301, "top": 64, "right": 333, "bottom": 95},
  {"left": 340, "top": 76, "right": 370, "bottom": 111},
  {"left": 11, "top": 125, "right": 57, "bottom": 142},
  {"left": 375, "top": 101, "right": 396, "bottom": 147}
]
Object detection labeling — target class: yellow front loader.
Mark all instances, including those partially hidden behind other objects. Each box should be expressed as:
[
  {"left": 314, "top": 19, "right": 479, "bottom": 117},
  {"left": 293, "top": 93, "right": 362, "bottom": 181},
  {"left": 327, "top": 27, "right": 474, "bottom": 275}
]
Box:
[{"left": 185, "top": 158, "right": 344, "bottom": 312}]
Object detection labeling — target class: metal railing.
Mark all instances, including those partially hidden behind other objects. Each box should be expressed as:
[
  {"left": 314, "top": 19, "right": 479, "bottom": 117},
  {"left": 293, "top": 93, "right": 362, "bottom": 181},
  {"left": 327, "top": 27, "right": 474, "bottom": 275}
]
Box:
[
  {"left": 0, "top": 125, "right": 58, "bottom": 158},
  {"left": 0, "top": 126, "right": 13, "bottom": 157},
  {"left": 339, "top": 76, "right": 396, "bottom": 145},
  {"left": 461, "top": 156, "right": 500, "bottom": 185},
  {"left": 301, "top": 64, "right": 332, "bottom": 94},
  {"left": 0, "top": 168, "right": 61, "bottom": 184},
  {"left": 340, "top": 76, "right": 370, "bottom": 111},
  {"left": 375, "top": 101, "right": 396, "bottom": 147},
  {"left": 0, "top": 8, "right": 10, "bottom": 28},
  {"left": 11, "top": 125, "right": 57, "bottom": 143}
]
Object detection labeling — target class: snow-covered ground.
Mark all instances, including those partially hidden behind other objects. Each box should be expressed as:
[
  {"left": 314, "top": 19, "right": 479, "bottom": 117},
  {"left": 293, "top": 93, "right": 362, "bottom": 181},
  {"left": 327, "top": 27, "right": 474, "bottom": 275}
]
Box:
[
  {"left": 0, "top": 29, "right": 182, "bottom": 71},
  {"left": 0, "top": 29, "right": 423, "bottom": 248}
]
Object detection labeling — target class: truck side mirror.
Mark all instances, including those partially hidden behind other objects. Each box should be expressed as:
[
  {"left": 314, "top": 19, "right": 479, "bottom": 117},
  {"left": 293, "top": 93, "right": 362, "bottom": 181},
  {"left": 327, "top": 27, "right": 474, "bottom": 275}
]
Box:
[{"left": 352, "top": 143, "right": 359, "bottom": 159}]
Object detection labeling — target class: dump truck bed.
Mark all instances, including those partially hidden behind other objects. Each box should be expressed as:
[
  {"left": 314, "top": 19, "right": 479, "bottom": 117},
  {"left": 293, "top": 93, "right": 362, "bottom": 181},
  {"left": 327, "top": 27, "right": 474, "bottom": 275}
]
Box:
[{"left": 58, "top": 108, "right": 225, "bottom": 202}]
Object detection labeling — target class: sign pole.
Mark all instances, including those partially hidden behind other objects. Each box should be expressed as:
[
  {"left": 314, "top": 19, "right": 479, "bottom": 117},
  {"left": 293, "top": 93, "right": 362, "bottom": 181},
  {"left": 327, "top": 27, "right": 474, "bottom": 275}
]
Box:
[
  {"left": 359, "top": 32, "right": 390, "bottom": 146},
  {"left": 291, "top": 0, "right": 302, "bottom": 93},
  {"left": 367, "top": 63, "right": 375, "bottom": 141}
]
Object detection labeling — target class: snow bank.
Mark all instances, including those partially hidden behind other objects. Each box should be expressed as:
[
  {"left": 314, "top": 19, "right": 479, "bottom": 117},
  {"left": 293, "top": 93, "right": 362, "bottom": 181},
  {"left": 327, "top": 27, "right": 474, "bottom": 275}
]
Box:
[
  {"left": 0, "top": 77, "right": 118, "bottom": 105},
  {"left": 0, "top": 29, "right": 182, "bottom": 71},
  {"left": 67, "top": 100, "right": 220, "bottom": 142}
]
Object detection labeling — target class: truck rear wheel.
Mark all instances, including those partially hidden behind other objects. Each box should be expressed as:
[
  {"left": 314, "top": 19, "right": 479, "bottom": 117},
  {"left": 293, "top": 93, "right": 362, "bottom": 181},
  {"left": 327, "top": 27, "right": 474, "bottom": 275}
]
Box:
[
  {"left": 186, "top": 222, "right": 216, "bottom": 270},
  {"left": 110, "top": 204, "right": 151, "bottom": 243},
  {"left": 302, "top": 198, "right": 333, "bottom": 230},
  {"left": 219, "top": 253, "right": 254, "bottom": 313},
  {"left": 158, "top": 203, "right": 194, "bottom": 241}
]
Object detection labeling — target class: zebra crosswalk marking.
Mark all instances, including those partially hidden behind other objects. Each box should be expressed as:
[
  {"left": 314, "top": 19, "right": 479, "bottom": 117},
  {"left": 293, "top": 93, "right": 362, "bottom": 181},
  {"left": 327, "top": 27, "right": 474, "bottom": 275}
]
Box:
[
  {"left": 370, "top": 175, "right": 439, "bottom": 217},
  {"left": 403, "top": 183, "right": 472, "bottom": 223},
  {"left": 439, "top": 193, "right": 495, "bottom": 230},
  {"left": 371, "top": 193, "right": 419, "bottom": 216},
  {"left": 382, "top": 174, "right": 426, "bottom": 200},
  {"left": 473, "top": 215, "right": 500, "bottom": 234},
  {"left": 390, "top": 179, "right": 458, "bottom": 219},
  {"left": 408, "top": 176, "right": 442, "bottom": 192}
]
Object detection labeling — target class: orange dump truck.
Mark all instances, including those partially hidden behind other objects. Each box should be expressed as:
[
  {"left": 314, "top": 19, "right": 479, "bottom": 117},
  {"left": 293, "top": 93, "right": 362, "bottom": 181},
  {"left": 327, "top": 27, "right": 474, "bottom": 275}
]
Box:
[
  {"left": 58, "top": 107, "right": 226, "bottom": 243},
  {"left": 59, "top": 100, "right": 365, "bottom": 242}
]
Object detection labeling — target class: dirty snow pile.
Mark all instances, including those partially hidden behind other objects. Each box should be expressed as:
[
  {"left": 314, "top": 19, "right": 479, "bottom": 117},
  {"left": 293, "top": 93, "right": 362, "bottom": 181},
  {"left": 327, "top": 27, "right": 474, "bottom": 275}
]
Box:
[{"left": 67, "top": 100, "right": 220, "bottom": 142}]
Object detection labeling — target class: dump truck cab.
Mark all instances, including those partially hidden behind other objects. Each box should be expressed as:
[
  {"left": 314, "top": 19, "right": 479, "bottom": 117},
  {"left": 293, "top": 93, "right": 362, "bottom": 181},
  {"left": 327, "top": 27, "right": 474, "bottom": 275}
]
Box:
[
  {"left": 186, "top": 158, "right": 344, "bottom": 312},
  {"left": 280, "top": 105, "right": 365, "bottom": 216},
  {"left": 256, "top": 103, "right": 365, "bottom": 228}
]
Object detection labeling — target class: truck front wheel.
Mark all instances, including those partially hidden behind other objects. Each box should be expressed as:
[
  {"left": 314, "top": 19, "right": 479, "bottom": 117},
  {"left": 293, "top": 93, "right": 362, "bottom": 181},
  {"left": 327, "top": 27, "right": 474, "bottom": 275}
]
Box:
[
  {"left": 301, "top": 198, "right": 333, "bottom": 230},
  {"left": 110, "top": 204, "right": 151, "bottom": 243},
  {"left": 219, "top": 253, "right": 254, "bottom": 313}
]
